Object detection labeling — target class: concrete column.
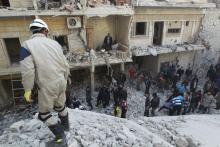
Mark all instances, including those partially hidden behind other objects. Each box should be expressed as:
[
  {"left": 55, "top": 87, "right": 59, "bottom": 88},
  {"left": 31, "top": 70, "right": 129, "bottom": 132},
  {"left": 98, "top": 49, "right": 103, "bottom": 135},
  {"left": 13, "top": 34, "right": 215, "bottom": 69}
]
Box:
[
  {"left": 162, "top": 21, "right": 167, "bottom": 45},
  {"left": 149, "top": 21, "right": 153, "bottom": 44},
  {"left": 90, "top": 49, "right": 96, "bottom": 96},
  {"left": 120, "top": 62, "right": 125, "bottom": 72},
  {"left": 90, "top": 68, "right": 95, "bottom": 97},
  {"left": 191, "top": 21, "right": 196, "bottom": 38},
  {"left": 180, "top": 21, "right": 185, "bottom": 44}
]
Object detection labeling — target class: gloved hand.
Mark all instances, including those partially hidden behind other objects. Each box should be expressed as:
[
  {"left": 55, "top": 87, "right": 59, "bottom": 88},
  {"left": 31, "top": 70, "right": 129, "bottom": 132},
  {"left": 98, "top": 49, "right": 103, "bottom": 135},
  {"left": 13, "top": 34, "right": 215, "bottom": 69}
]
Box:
[{"left": 24, "top": 90, "right": 32, "bottom": 102}]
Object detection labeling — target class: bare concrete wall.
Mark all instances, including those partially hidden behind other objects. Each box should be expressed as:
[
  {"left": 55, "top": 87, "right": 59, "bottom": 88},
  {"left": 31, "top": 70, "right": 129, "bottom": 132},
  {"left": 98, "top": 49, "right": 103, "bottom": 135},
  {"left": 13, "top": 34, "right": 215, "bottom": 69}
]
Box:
[
  {"left": 164, "top": 21, "right": 182, "bottom": 45},
  {"left": 200, "top": 9, "right": 220, "bottom": 57},
  {"left": 116, "top": 16, "right": 130, "bottom": 46},
  {"left": 0, "top": 17, "right": 32, "bottom": 68},
  {"left": 87, "top": 16, "right": 116, "bottom": 49},
  {"left": 44, "top": 16, "right": 85, "bottom": 53},
  {"left": 0, "top": 16, "right": 86, "bottom": 68},
  {"left": 130, "top": 8, "right": 203, "bottom": 47}
]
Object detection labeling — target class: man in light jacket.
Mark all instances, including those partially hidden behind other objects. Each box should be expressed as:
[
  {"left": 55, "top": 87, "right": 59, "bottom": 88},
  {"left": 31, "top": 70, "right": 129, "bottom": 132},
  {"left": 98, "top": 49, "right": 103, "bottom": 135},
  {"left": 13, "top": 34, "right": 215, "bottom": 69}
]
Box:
[{"left": 20, "top": 19, "right": 70, "bottom": 146}]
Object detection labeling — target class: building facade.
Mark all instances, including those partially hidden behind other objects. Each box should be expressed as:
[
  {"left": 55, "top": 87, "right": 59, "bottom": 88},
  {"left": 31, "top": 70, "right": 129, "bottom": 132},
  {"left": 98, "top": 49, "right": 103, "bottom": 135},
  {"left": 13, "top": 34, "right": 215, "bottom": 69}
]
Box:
[
  {"left": 0, "top": 0, "right": 133, "bottom": 109},
  {"left": 0, "top": 0, "right": 217, "bottom": 109},
  {"left": 130, "top": 0, "right": 215, "bottom": 75}
]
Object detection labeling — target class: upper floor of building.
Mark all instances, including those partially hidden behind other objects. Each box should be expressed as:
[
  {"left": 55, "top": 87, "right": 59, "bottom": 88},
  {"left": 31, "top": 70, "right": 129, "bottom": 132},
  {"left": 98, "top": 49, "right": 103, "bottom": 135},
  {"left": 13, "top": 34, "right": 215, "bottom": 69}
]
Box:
[{"left": 0, "top": 0, "right": 216, "bottom": 17}]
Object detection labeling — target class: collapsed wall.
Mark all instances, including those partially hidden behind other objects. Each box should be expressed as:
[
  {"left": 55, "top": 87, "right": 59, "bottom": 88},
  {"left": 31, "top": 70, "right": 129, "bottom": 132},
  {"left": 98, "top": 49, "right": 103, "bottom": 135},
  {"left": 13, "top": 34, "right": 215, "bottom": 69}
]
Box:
[
  {"left": 199, "top": 9, "right": 220, "bottom": 61},
  {"left": 191, "top": 8, "right": 220, "bottom": 77}
]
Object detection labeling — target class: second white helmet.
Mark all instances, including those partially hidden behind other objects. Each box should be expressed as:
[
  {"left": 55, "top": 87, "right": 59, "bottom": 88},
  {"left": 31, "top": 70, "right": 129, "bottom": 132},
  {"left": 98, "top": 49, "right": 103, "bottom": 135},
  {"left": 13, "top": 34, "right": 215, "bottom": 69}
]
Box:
[{"left": 29, "top": 19, "right": 49, "bottom": 31}]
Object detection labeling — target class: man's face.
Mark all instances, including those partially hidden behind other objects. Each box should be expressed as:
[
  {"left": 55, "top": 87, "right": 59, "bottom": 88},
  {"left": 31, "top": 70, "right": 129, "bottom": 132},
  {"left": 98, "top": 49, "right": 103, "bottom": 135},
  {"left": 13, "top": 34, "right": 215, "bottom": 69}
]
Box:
[{"left": 42, "top": 29, "right": 49, "bottom": 36}]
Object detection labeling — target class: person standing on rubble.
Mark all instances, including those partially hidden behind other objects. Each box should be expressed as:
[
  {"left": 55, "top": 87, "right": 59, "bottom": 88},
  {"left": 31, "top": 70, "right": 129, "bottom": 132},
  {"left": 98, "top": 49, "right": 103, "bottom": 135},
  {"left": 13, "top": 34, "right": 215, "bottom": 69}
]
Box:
[
  {"left": 144, "top": 92, "right": 151, "bottom": 117},
  {"left": 117, "top": 84, "right": 128, "bottom": 118},
  {"left": 128, "top": 64, "right": 136, "bottom": 87},
  {"left": 103, "top": 33, "right": 113, "bottom": 51},
  {"left": 86, "top": 86, "right": 93, "bottom": 110},
  {"left": 20, "top": 19, "right": 70, "bottom": 146},
  {"left": 150, "top": 93, "right": 160, "bottom": 116}
]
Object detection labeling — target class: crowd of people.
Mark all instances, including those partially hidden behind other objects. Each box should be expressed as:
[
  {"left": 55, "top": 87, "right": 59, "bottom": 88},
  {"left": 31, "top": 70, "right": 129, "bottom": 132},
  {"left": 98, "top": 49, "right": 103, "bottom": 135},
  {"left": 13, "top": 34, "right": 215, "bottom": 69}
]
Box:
[
  {"left": 66, "top": 62, "right": 220, "bottom": 119},
  {"left": 139, "top": 63, "right": 220, "bottom": 117}
]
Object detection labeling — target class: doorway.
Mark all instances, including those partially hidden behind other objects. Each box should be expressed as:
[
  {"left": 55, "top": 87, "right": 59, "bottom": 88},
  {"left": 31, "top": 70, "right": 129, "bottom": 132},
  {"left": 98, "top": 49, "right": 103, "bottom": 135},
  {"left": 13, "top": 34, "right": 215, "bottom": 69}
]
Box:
[
  {"left": 0, "top": 0, "right": 10, "bottom": 7},
  {"left": 4, "top": 38, "right": 21, "bottom": 64},
  {"left": 153, "top": 22, "right": 164, "bottom": 45}
]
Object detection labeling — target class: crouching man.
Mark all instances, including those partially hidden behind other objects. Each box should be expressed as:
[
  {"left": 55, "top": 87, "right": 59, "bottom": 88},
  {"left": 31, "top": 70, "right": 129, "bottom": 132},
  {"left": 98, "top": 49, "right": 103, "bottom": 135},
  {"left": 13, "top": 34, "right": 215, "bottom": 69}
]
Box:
[{"left": 20, "top": 19, "right": 70, "bottom": 146}]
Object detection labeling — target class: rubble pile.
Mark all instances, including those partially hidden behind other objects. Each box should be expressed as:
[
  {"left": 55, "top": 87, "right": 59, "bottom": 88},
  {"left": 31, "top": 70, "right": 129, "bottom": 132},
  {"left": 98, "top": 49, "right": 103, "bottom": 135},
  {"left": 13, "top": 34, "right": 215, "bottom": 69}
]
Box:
[
  {"left": 65, "top": 49, "right": 130, "bottom": 66},
  {"left": 36, "top": 0, "right": 84, "bottom": 11},
  {"left": 131, "top": 44, "right": 206, "bottom": 57},
  {"left": 0, "top": 109, "right": 173, "bottom": 147},
  {"left": 87, "top": 0, "right": 116, "bottom": 8},
  {"left": 0, "top": 105, "right": 37, "bottom": 136}
]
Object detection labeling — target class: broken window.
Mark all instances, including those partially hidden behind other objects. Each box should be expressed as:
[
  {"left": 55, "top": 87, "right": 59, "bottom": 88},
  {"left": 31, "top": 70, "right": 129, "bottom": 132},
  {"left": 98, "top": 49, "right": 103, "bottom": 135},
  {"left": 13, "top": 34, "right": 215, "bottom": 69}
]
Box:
[
  {"left": 4, "top": 38, "right": 21, "bottom": 64},
  {"left": 0, "top": 0, "right": 10, "bottom": 7},
  {"left": 135, "top": 22, "right": 147, "bottom": 35},
  {"left": 54, "top": 35, "right": 69, "bottom": 52},
  {"left": 168, "top": 28, "right": 181, "bottom": 33}
]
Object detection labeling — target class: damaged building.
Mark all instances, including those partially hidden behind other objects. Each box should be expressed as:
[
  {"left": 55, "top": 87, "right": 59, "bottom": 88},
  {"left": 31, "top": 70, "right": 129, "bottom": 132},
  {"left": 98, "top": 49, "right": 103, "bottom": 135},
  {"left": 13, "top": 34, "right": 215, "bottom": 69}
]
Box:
[
  {"left": 0, "top": 0, "right": 217, "bottom": 110},
  {"left": 0, "top": 0, "right": 133, "bottom": 109},
  {"left": 130, "top": 0, "right": 215, "bottom": 75}
]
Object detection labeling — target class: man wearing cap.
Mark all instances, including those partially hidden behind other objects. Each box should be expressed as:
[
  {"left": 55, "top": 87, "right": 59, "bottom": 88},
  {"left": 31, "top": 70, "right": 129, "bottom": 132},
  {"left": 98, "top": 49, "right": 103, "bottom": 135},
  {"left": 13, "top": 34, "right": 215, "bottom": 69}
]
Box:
[{"left": 20, "top": 18, "right": 70, "bottom": 146}]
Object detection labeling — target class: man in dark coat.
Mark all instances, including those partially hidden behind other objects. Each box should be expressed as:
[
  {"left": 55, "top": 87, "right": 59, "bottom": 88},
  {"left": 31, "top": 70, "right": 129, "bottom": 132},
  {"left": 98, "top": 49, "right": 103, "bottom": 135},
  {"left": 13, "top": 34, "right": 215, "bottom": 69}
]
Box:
[
  {"left": 72, "top": 97, "right": 81, "bottom": 109},
  {"left": 103, "top": 33, "right": 113, "bottom": 51},
  {"left": 86, "top": 86, "right": 93, "bottom": 110},
  {"left": 117, "top": 85, "right": 128, "bottom": 118},
  {"left": 144, "top": 92, "right": 151, "bottom": 117},
  {"left": 96, "top": 87, "right": 104, "bottom": 107},
  {"left": 190, "top": 75, "right": 198, "bottom": 93},
  {"left": 207, "top": 65, "right": 216, "bottom": 81},
  {"left": 177, "top": 66, "right": 184, "bottom": 79},
  {"left": 150, "top": 93, "right": 160, "bottom": 116}
]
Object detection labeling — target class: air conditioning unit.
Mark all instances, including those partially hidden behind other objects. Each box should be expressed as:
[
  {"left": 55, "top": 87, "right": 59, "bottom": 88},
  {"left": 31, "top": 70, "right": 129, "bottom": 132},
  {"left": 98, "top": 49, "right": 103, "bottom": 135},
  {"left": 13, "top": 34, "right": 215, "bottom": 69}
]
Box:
[{"left": 67, "top": 17, "right": 82, "bottom": 29}]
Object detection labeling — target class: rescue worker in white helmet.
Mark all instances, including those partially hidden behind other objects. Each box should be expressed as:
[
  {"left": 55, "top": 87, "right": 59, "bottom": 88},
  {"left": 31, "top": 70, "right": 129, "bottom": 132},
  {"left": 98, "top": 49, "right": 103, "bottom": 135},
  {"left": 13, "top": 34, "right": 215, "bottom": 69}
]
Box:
[{"left": 20, "top": 18, "right": 70, "bottom": 146}]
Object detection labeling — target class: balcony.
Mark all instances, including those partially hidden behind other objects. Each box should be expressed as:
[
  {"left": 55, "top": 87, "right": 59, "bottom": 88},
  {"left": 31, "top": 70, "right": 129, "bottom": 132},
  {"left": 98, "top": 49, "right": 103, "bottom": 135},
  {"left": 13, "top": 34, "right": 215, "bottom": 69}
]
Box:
[
  {"left": 66, "top": 43, "right": 131, "bottom": 69},
  {"left": 131, "top": 44, "right": 206, "bottom": 57}
]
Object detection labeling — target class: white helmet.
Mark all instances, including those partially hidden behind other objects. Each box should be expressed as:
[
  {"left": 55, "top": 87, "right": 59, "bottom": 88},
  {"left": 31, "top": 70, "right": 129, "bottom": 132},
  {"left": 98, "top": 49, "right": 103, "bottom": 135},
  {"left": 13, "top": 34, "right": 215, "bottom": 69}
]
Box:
[{"left": 29, "top": 19, "right": 49, "bottom": 32}]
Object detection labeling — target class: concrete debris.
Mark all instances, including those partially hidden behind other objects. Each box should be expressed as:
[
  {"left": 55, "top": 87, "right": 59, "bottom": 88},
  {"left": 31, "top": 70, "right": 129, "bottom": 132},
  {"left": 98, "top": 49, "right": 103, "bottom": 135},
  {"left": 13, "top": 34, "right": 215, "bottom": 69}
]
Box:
[
  {"left": 0, "top": 109, "right": 173, "bottom": 147},
  {"left": 175, "top": 137, "right": 189, "bottom": 147},
  {"left": 65, "top": 49, "right": 131, "bottom": 67},
  {"left": 60, "top": 0, "right": 83, "bottom": 12},
  {"left": 9, "top": 120, "right": 25, "bottom": 133},
  {"left": 131, "top": 44, "right": 206, "bottom": 57},
  {"left": 23, "top": 119, "right": 42, "bottom": 132},
  {"left": 36, "top": 0, "right": 83, "bottom": 11},
  {"left": 87, "top": 0, "right": 116, "bottom": 8}
]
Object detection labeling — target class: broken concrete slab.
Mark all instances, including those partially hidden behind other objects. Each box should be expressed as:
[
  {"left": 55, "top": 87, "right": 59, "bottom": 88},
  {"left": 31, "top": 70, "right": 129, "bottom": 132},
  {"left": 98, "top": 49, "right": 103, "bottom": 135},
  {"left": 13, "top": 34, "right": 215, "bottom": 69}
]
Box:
[
  {"left": 131, "top": 44, "right": 206, "bottom": 57},
  {"left": 9, "top": 120, "right": 25, "bottom": 133},
  {"left": 23, "top": 119, "right": 42, "bottom": 132}
]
